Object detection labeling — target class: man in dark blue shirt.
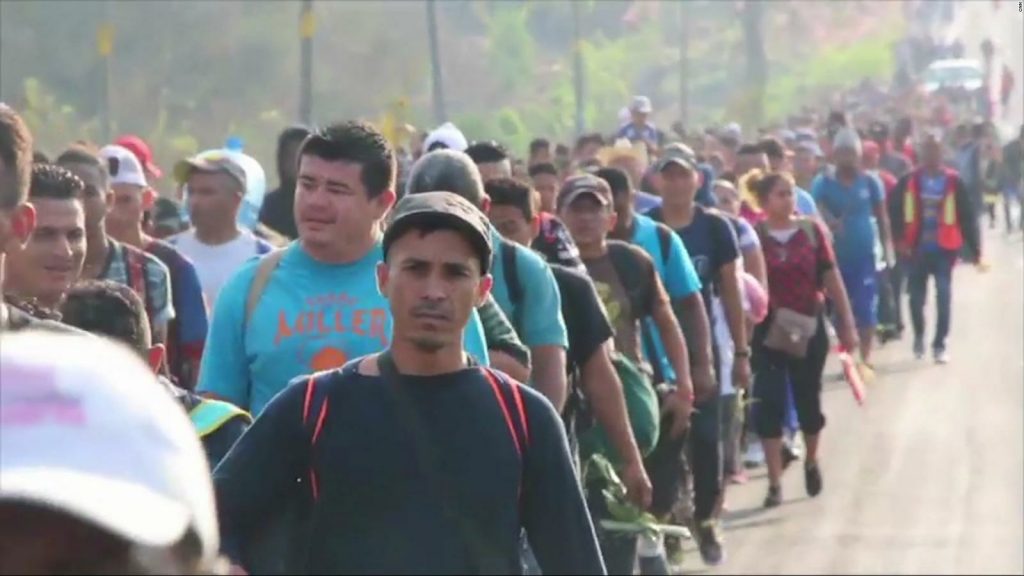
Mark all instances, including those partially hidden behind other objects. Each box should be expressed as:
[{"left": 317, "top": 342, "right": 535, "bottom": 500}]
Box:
[
  {"left": 647, "top": 143, "right": 748, "bottom": 567},
  {"left": 214, "top": 192, "right": 604, "bottom": 575}
]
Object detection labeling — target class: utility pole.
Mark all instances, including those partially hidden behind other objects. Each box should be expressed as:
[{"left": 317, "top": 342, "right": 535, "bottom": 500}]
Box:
[
  {"left": 300, "top": 0, "right": 314, "bottom": 125},
  {"left": 678, "top": 1, "right": 690, "bottom": 127},
  {"left": 97, "top": 0, "right": 114, "bottom": 143},
  {"left": 426, "top": 0, "right": 447, "bottom": 125},
  {"left": 572, "top": 0, "right": 586, "bottom": 137}
]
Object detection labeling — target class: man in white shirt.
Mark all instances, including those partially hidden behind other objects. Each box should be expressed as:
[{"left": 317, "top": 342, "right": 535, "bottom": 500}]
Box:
[{"left": 170, "top": 152, "right": 273, "bottom": 307}]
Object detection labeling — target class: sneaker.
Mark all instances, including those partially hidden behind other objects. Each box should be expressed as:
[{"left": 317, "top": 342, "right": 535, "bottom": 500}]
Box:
[
  {"left": 913, "top": 338, "right": 925, "bottom": 359},
  {"left": 692, "top": 520, "right": 725, "bottom": 566},
  {"left": 933, "top": 348, "right": 950, "bottom": 364},
  {"left": 805, "top": 463, "right": 823, "bottom": 497},
  {"left": 764, "top": 484, "right": 782, "bottom": 508}
]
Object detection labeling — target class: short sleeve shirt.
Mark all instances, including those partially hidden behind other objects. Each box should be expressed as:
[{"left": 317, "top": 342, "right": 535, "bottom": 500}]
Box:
[
  {"left": 757, "top": 220, "right": 835, "bottom": 316},
  {"left": 100, "top": 239, "right": 175, "bottom": 330}
]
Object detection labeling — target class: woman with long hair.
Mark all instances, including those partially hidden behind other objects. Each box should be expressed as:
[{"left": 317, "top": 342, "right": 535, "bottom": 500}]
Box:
[{"left": 747, "top": 169, "right": 859, "bottom": 507}]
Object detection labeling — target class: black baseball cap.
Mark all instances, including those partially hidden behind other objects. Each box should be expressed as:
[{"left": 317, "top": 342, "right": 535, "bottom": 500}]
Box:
[{"left": 383, "top": 191, "right": 493, "bottom": 274}]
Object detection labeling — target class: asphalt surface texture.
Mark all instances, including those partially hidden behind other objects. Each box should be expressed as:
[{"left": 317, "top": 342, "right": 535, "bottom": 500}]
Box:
[{"left": 673, "top": 224, "right": 1023, "bottom": 575}]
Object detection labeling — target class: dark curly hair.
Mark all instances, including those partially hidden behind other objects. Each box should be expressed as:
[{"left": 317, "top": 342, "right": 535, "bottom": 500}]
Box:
[{"left": 30, "top": 163, "right": 85, "bottom": 201}]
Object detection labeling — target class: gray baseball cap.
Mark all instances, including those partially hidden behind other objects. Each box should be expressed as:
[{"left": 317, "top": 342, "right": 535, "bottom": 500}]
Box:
[{"left": 655, "top": 142, "right": 699, "bottom": 172}]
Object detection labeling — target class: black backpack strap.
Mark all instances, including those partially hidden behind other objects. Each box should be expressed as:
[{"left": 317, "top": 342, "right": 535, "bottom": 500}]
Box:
[
  {"left": 655, "top": 223, "right": 673, "bottom": 267},
  {"left": 376, "top": 351, "right": 503, "bottom": 574},
  {"left": 607, "top": 242, "right": 662, "bottom": 382},
  {"left": 606, "top": 242, "right": 650, "bottom": 320},
  {"left": 501, "top": 241, "right": 524, "bottom": 335}
]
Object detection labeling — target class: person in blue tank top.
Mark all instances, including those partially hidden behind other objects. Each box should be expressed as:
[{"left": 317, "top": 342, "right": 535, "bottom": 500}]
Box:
[{"left": 198, "top": 122, "right": 489, "bottom": 416}]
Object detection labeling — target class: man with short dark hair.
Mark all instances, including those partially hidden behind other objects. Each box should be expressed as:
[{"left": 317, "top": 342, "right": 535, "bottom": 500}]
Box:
[
  {"left": 259, "top": 125, "right": 311, "bottom": 239},
  {"left": 648, "top": 143, "right": 749, "bottom": 565},
  {"left": 406, "top": 150, "right": 569, "bottom": 411},
  {"left": 56, "top": 146, "right": 190, "bottom": 380},
  {"left": 215, "top": 192, "right": 605, "bottom": 574},
  {"left": 889, "top": 133, "right": 980, "bottom": 363},
  {"left": 60, "top": 280, "right": 251, "bottom": 468},
  {"left": 867, "top": 121, "right": 911, "bottom": 177},
  {"left": 198, "top": 122, "right": 490, "bottom": 415},
  {"left": 529, "top": 162, "right": 560, "bottom": 213},
  {"left": 0, "top": 104, "right": 41, "bottom": 331},
  {"left": 4, "top": 164, "right": 86, "bottom": 311},
  {"left": 528, "top": 138, "right": 552, "bottom": 167},
  {"left": 487, "top": 177, "right": 584, "bottom": 271},
  {"left": 465, "top": 141, "right": 513, "bottom": 181}
]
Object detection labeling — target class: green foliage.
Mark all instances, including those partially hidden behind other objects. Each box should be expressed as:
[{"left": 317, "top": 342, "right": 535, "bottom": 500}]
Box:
[{"left": 486, "top": 5, "right": 536, "bottom": 93}]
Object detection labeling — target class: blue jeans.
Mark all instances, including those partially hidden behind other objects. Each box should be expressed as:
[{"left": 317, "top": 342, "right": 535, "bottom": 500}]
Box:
[{"left": 907, "top": 249, "right": 955, "bottom": 350}]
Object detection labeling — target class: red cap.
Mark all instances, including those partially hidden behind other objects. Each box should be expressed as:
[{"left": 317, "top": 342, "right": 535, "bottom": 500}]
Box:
[{"left": 114, "top": 135, "right": 163, "bottom": 179}]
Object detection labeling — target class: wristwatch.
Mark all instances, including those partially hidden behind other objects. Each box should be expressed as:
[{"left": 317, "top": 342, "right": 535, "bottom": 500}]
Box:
[{"left": 735, "top": 348, "right": 751, "bottom": 359}]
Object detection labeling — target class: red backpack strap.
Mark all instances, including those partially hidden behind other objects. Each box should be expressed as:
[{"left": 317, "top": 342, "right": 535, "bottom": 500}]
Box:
[
  {"left": 301, "top": 376, "right": 331, "bottom": 501},
  {"left": 126, "top": 248, "right": 148, "bottom": 308},
  {"left": 480, "top": 368, "right": 530, "bottom": 457}
]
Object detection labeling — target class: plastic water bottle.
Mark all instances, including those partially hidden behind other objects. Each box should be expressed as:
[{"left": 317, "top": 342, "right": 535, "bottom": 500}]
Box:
[{"left": 225, "top": 136, "right": 244, "bottom": 152}]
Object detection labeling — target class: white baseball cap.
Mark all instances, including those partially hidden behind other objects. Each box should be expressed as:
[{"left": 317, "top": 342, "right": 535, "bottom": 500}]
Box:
[
  {"left": 0, "top": 332, "right": 218, "bottom": 562},
  {"left": 423, "top": 122, "right": 469, "bottom": 153},
  {"left": 99, "top": 144, "right": 149, "bottom": 187},
  {"left": 630, "top": 95, "right": 653, "bottom": 114}
]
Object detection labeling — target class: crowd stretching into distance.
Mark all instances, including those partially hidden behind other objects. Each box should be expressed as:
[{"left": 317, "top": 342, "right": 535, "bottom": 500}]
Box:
[{"left": 0, "top": 70, "right": 1020, "bottom": 576}]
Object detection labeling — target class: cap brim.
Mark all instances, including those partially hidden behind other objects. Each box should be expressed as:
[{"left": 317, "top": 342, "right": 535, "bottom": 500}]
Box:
[
  {"left": 656, "top": 158, "right": 697, "bottom": 172},
  {"left": 146, "top": 162, "right": 164, "bottom": 179},
  {"left": 558, "top": 189, "right": 608, "bottom": 209},
  {"left": 173, "top": 159, "right": 202, "bottom": 185},
  {"left": 0, "top": 468, "right": 190, "bottom": 548},
  {"left": 384, "top": 211, "right": 492, "bottom": 274}
]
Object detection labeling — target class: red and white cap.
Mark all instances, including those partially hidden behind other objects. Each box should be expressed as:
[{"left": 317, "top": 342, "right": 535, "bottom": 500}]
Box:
[{"left": 0, "top": 332, "right": 218, "bottom": 562}]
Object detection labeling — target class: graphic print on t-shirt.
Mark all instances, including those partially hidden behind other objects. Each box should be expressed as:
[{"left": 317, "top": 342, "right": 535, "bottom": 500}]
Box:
[{"left": 270, "top": 291, "right": 390, "bottom": 372}]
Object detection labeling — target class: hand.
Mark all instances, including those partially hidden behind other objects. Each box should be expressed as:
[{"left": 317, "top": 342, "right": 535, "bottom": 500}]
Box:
[
  {"left": 691, "top": 363, "right": 717, "bottom": 403},
  {"left": 620, "top": 459, "right": 653, "bottom": 510},
  {"left": 840, "top": 328, "right": 860, "bottom": 354},
  {"left": 732, "top": 356, "right": 751, "bottom": 392},
  {"left": 660, "top": 389, "right": 693, "bottom": 439}
]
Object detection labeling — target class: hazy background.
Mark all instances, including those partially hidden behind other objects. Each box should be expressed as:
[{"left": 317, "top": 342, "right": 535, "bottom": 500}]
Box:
[{"left": 1, "top": 0, "right": 907, "bottom": 181}]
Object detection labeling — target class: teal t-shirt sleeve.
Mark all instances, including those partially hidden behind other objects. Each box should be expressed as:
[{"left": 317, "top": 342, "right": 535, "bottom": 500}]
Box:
[
  {"left": 519, "top": 251, "right": 569, "bottom": 348},
  {"left": 868, "top": 174, "right": 884, "bottom": 206},
  {"left": 463, "top": 308, "right": 491, "bottom": 366},
  {"left": 665, "top": 231, "right": 702, "bottom": 299},
  {"left": 196, "top": 262, "right": 255, "bottom": 410}
]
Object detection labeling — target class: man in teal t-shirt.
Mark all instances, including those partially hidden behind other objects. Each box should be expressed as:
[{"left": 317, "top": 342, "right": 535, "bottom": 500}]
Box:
[{"left": 197, "top": 122, "right": 489, "bottom": 415}]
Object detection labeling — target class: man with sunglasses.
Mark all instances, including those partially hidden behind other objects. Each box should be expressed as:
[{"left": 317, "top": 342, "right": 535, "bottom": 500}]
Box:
[{"left": 197, "top": 122, "right": 490, "bottom": 416}]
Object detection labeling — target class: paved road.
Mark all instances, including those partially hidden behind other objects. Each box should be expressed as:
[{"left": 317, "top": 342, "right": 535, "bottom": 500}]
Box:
[{"left": 676, "top": 230, "right": 1023, "bottom": 575}]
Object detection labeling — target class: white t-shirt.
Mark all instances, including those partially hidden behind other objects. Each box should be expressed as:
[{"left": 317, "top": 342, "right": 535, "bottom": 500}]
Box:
[{"left": 169, "top": 229, "right": 274, "bottom": 308}]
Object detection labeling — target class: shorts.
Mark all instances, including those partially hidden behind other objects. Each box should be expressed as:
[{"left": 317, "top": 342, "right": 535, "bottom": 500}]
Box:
[{"left": 838, "top": 258, "right": 878, "bottom": 329}]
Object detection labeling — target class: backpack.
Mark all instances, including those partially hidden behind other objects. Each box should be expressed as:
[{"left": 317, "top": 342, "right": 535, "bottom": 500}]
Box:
[
  {"left": 239, "top": 373, "right": 331, "bottom": 574},
  {"left": 240, "top": 356, "right": 530, "bottom": 574},
  {"left": 577, "top": 350, "right": 660, "bottom": 465}
]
